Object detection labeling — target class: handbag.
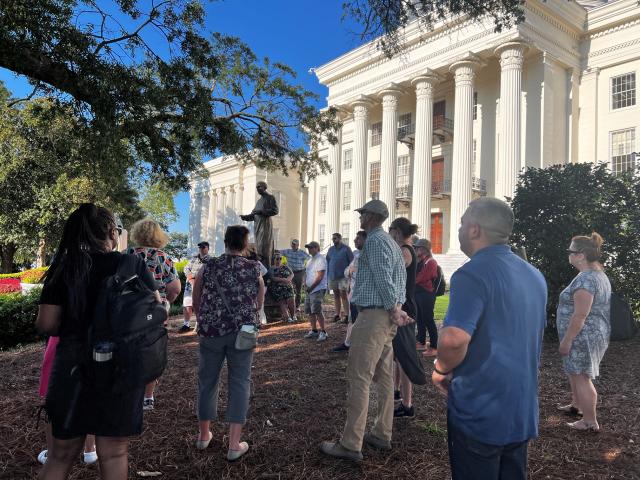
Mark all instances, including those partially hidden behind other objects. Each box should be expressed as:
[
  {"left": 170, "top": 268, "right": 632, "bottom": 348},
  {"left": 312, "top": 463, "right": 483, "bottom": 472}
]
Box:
[{"left": 210, "top": 262, "right": 259, "bottom": 350}]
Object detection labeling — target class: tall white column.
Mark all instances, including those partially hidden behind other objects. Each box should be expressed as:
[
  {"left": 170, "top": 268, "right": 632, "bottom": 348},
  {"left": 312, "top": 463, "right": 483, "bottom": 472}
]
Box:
[
  {"left": 200, "top": 192, "right": 210, "bottom": 244},
  {"left": 449, "top": 54, "right": 483, "bottom": 252},
  {"left": 190, "top": 192, "right": 202, "bottom": 247},
  {"left": 219, "top": 187, "right": 227, "bottom": 231},
  {"left": 207, "top": 188, "right": 217, "bottom": 242},
  {"left": 326, "top": 124, "right": 342, "bottom": 236},
  {"left": 379, "top": 84, "right": 403, "bottom": 223},
  {"left": 350, "top": 95, "right": 374, "bottom": 227},
  {"left": 410, "top": 71, "right": 440, "bottom": 236},
  {"left": 495, "top": 42, "right": 527, "bottom": 200}
]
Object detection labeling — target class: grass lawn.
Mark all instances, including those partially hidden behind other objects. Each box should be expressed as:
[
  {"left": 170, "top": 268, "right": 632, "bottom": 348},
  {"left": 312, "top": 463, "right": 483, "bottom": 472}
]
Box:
[{"left": 434, "top": 294, "right": 449, "bottom": 322}]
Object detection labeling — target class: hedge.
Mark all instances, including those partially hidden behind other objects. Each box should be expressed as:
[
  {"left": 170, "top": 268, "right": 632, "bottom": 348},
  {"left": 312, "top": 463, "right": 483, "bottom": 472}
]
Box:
[
  {"left": 0, "top": 289, "right": 41, "bottom": 350},
  {"left": 170, "top": 259, "right": 188, "bottom": 316},
  {"left": 0, "top": 266, "right": 48, "bottom": 283}
]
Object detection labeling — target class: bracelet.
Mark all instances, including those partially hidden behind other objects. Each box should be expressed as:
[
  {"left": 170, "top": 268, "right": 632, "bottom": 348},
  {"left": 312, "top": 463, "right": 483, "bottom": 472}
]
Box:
[{"left": 433, "top": 359, "right": 451, "bottom": 376}]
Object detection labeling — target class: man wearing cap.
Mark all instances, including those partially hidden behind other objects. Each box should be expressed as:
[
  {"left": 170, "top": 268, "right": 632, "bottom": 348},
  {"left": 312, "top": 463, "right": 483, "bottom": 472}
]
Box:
[
  {"left": 281, "top": 239, "right": 311, "bottom": 310},
  {"left": 432, "top": 197, "right": 546, "bottom": 480},
  {"left": 303, "top": 241, "right": 329, "bottom": 342},
  {"left": 414, "top": 238, "right": 439, "bottom": 356},
  {"left": 326, "top": 233, "right": 354, "bottom": 323},
  {"left": 179, "top": 241, "right": 211, "bottom": 333},
  {"left": 320, "top": 199, "right": 413, "bottom": 462},
  {"left": 241, "top": 181, "right": 279, "bottom": 267}
]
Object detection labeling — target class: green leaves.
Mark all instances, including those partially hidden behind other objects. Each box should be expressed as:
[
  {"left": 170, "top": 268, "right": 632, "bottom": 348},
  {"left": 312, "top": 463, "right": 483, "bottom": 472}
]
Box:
[{"left": 511, "top": 163, "right": 640, "bottom": 324}]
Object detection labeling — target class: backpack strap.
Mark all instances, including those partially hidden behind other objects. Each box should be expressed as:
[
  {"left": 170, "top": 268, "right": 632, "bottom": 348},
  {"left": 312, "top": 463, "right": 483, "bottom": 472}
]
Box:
[{"left": 117, "top": 253, "right": 142, "bottom": 281}]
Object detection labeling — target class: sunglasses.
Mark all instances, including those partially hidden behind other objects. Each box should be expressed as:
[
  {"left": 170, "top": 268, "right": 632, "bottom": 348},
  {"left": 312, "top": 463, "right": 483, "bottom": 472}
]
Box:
[{"left": 566, "top": 249, "right": 582, "bottom": 255}]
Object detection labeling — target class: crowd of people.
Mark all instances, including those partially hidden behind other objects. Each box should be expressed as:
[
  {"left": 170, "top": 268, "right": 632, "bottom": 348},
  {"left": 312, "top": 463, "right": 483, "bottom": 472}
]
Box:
[{"left": 34, "top": 197, "right": 612, "bottom": 479}]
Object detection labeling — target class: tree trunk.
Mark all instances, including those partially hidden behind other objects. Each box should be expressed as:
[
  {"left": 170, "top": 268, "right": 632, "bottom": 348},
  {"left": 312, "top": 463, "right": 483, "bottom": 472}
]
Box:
[
  {"left": 36, "top": 238, "right": 47, "bottom": 268},
  {"left": 0, "top": 243, "right": 17, "bottom": 274}
]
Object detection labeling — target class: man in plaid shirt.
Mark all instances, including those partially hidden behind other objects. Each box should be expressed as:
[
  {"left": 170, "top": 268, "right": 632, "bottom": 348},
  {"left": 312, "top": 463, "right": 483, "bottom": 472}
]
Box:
[{"left": 321, "top": 199, "right": 412, "bottom": 462}]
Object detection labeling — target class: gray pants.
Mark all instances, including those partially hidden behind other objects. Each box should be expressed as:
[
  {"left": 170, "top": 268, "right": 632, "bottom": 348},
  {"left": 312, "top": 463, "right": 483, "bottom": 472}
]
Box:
[
  {"left": 292, "top": 270, "right": 305, "bottom": 307},
  {"left": 198, "top": 333, "right": 254, "bottom": 424}
]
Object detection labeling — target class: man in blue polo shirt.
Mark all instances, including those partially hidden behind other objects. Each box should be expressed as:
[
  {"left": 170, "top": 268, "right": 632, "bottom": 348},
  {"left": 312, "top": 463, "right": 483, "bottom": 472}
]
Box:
[
  {"left": 326, "top": 233, "right": 353, "bottom": 323},
  {"left": 432, "top": 197, "right": 547, "bottom": 480}
]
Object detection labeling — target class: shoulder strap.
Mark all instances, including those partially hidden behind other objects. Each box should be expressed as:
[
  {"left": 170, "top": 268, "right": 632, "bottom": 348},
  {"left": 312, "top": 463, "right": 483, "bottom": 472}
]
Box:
[
  {"left": 117, "top": 253, "right": 141, "bottom": 281},
  {"left": 209, "top": 260, "right": 233, "bottom": 315}
]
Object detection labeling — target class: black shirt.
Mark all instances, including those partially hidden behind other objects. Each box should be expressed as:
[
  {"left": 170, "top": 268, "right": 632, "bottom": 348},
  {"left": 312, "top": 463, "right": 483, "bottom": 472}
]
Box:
[{"left": 39, "top": 251, "right": 156, "bottom": 338}]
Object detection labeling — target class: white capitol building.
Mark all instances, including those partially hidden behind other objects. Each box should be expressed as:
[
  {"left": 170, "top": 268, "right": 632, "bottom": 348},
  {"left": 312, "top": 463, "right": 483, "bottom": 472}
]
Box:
[{"left": 190, "top": 0, "right": 639, "bottom": 275}]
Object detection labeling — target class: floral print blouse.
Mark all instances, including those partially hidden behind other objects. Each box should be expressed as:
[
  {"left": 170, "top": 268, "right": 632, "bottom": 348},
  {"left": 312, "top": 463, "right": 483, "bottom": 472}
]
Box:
[
  {"left": 126, "top": 246, "right": 179, "bottom": 300},
  {"left": 197, "top": 254, "right": 261, "bottom": 337}
]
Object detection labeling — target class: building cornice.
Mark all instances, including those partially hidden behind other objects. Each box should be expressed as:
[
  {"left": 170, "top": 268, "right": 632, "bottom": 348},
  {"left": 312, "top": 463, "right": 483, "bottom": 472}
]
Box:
[
  {"left": 524, "top": 0, "right": 586, "bottom": 40},
  {"left": 585, "top": 0, "right": 640, "bottom": 34}
]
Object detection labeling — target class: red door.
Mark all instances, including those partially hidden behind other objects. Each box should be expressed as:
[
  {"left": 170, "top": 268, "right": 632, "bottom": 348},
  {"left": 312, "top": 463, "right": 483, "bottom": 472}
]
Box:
[
  {"left": 432, "top": 158, "right": 444, "bottom": 194},
  {"left": 431, "top": 213, "right": 443, "bottom": 254}
]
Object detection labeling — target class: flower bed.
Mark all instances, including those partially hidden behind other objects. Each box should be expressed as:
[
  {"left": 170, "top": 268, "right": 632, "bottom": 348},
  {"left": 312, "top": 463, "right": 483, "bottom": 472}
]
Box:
[{"left": 0, "top": 278, "right": 21, "bottom": 294}]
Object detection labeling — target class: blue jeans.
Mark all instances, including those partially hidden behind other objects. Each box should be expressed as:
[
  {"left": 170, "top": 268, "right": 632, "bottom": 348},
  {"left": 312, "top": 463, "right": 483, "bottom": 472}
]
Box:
[
  {"left": 198, "top": 333, "right": 253, "bottom": 424},
  {"left": 448, "top": 415, "right": 528, "bottom": 480}
]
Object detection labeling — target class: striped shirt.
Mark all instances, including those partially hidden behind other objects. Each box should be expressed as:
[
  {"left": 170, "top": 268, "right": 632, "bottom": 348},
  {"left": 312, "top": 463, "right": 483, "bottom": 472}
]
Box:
[
  {"left": 351, "top": 227, "right": 406, "bottom": 311},
  {"left": 281, "top": 248, "right": 311, "bottom": 272}
]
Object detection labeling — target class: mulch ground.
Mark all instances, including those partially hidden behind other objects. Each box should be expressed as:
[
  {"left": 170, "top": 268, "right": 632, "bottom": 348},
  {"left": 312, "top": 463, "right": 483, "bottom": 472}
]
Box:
[{"left": 1, "top": 310, "right": 639, "bottom": 480}]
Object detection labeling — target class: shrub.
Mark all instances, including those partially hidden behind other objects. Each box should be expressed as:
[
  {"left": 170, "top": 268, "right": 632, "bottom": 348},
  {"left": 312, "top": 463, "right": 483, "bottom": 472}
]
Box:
[
  {"left": 0, "top": 272, "right": 22, "bottom": 280},
  {"left": 0, "top": 278, "right": 21, "bottom": 294},
  {"left": 511, "top": 163, "right": 640, "bottom": 326},
  {"left": 20, "top": 267, "right": 47, "bottom": 284},
  {"left": 171, "top": 259, "right": 188, "bottom": 314},
  {"left": 0, "top": 289, "right": 41, "bottom": 349}
]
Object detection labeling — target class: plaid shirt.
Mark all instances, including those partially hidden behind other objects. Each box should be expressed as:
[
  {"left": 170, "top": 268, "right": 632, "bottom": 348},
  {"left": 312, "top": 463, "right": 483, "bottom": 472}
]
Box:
[
  {"left": 351, "top": 227, "right": 406, "bottom": 311},
  {"left": 280, "top": 248, "right": 310, "bottom": 272}
]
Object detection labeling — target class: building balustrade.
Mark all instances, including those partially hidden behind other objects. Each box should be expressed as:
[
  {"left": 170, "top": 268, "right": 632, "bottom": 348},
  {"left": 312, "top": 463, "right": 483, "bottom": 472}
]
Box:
[
  {"left": 431, "top": 176, "right": 486, "bottom": 196},
  {"left": 399, "top": 115, "right": 454, "bottom": 149}
]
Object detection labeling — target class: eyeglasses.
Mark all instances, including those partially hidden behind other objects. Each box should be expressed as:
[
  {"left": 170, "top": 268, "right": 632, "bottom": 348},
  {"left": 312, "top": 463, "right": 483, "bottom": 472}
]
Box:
[
  {"left": 566, "top": 249, "right": 582, "bottom": 255},
  {"left": 114, "top": 226, "right": 123, "bottom": 235}
]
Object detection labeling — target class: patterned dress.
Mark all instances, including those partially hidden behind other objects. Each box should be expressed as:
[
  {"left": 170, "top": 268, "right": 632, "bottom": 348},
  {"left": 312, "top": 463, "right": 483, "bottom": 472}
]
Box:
[
  {"left": 269, "top": 265, "right": 295, "bottom": 301},
  {"left": 126, "top": 246, "right": 179, "bottom": 300},
  {"left": 197, "top": 254, "right": 261, "bottom": 337},
  {"left": 556, "top": 270, "right": 611, "bottom": 379}
]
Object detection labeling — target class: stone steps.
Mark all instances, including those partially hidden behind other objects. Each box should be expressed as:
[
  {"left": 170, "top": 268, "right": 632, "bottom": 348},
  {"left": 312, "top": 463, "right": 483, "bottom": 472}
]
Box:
[{"left": 433, "top": 253, "right": 469, "bottom": 281}]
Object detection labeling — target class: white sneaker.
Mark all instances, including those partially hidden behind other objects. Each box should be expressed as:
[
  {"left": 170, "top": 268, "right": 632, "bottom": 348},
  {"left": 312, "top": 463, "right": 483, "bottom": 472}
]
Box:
[
  {"left": 291, "top": 316, "right": 298, "bottom": 323},
  {"left": 304, "top": 330, "right": 319, "bottom": 339},
  {"left": 37, "top": 450, "right": 47, "bottom": 465},
  {"left": 317, "top": 331, "right": 328, "bottom": 342},
  {"left": 286, "top": 316, "right": 294, "bottom": 323},
  {"left": 83, "top": 450, "right": 98, "bottom": 464}
]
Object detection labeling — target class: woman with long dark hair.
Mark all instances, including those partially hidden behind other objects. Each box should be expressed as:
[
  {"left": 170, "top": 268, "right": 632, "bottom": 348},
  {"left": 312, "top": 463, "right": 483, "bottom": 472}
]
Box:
[{"left": 37, "top": 204, "right": 158, "bottom": 480}]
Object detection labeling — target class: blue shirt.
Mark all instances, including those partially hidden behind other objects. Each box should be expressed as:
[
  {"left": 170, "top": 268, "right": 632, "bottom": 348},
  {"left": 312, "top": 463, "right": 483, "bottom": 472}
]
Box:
[
  {"left": 280, "top": 248, "right": 310, "bottom": 272},
  {"left": 326, "top": 243, "right": 354, "bottom": 281},
  {"left": 444, "top": 245, "right": 547, "bottom": 445}
]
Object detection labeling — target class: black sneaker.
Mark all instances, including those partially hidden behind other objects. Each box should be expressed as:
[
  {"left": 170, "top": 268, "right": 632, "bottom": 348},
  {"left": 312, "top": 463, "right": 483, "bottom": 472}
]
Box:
[
  {"left": 178, "top": 324, "right": 191, "bottom": 333},
  {"left": 393, "top": 403, "right": 415, "bottom": 418},
  {"left": 331, "top": 343, "right": 350, "bottom": 352}
]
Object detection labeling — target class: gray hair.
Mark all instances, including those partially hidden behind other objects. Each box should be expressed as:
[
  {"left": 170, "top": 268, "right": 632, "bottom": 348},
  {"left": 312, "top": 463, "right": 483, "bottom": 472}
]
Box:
[{"left": 465, "top": 197, "right": 514, "bottom": 245}]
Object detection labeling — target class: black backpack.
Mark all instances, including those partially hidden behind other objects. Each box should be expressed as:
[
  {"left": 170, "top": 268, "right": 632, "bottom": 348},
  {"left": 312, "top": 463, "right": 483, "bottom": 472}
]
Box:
[
  {"left": 610, "top": 292, "right": 637, "bottom": 341},
  {"left": 433, "top": 265, "right": 446, "bottom": 297},
  {"left": 86, "top": 254, "right": 168, "bottom": 393}
]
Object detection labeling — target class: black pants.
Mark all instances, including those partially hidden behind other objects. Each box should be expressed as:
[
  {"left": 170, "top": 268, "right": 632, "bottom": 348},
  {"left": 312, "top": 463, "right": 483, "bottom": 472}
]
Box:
[
  {"left": 448, "top": 415, "right": 528, "bottom": 480},
  {"left": 292, "top": 270, "right": 305, "bottom": 308},
  {"left": 415, "top": 288, "right": 438, "bottom": 347}
]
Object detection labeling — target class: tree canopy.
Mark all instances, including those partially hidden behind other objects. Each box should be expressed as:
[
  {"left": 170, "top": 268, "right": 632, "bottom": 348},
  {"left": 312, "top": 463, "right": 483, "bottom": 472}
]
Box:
[
  {"left": 344, "top": 0, "right": 525, "bottom": 57},
  {"left": 0, "top": 0, "right": 341, "bottom": 189},
  {"left": 510, "top": 163, "right": 640, "bottom": 324}
]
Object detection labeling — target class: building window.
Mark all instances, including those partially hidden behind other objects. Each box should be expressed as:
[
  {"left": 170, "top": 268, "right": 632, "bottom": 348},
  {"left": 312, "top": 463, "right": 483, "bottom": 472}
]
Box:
[
  {"left": 611, "top": 128, "right": 636, "bottom": 174},
  {"left": 371, "top": 122, "right": 382, "bottom": 146},
  {"left": 369, "top": 162, "right": 380, "bottom": 199},
  {"left": 473, "top": 91, "right": 478, "bottom": 120},
  {"left": 318, "top": 224, "right": 326, "bottom": 250},
  {"left": 342, "top": 181, "right": 352, "bottom": 210},
  {"left": 396, "top": 155, "right": 411, "bottom": 198},
  {"left": 273, "top": 228, "right": 280, "bottom": 248},
  {"left": 341, "top": 223, "right": 350, "bottom": 247},
  {"left": 273, "top": 190, "right": 283, "bottom": 217},
  {"left": 343, "top": 149, "right": 353, "bottom": 170},
  {"left": 398, "top": 113, "right": 412, "bottom": 138},
  {"left": 611, "top": 73, "right": 636, "bottom": 110},
  {"left": 319, "top": 186, "right": 327, "bottom": 214}
]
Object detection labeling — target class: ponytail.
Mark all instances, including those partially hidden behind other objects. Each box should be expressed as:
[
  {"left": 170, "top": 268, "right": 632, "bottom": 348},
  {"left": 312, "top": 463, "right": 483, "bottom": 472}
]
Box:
[{"left": 571, "top": 232, "right": 603, "bottom": 263}]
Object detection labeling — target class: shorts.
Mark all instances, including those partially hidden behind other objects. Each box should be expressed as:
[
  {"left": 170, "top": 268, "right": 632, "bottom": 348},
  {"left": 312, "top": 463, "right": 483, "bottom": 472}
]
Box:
[
  {"left": 329, "top": 278, "right": 349, "bottom": 292},
  {"left": 183, "top": 294, "right": 193, "bottom": 307},
  {"left": 304, "top": 289, "right": 326, "bottom": 315}
]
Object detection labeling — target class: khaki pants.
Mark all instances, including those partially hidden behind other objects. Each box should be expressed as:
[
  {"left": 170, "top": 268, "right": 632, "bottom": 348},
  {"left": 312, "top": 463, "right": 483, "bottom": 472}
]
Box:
[{"left": 341, "top": 308, "right": 397, "bottom": 452}]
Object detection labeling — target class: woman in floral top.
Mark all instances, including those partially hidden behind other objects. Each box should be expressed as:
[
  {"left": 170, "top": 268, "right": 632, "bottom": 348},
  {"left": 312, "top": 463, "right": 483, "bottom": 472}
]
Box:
[
  {"left": 269, "top": 251, "right": 296, "bottom": 323},
  {"left": 556, "top": 232, "right": 611, "bottom": 432},
  {"left": 193, "top": 225, "right": 265, "bottom": 461},
  {"left": 127, "top": 218, "right": 181, "bottom": 411}
]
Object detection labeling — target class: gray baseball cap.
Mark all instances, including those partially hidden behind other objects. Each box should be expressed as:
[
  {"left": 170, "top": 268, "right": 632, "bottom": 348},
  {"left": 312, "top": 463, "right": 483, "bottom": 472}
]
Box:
[
  {"left": 355, "top": 199, "right": 389, "bottom": 219},
  {"left": 414, "top": 238, "right": 431, "bottom": 249},
  {"left": 305, "top": 241, "right": 320, "bottom": 249}
]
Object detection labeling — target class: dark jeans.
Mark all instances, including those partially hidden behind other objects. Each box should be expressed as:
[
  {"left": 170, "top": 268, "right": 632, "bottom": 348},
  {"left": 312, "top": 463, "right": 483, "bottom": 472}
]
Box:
[
  {"left": 292, "top": 270, "right": 305, "bottom": 308},
  {"left": 415, "top": 288, "right": 438, "bottom": 347},
  {"left": 447, "top": 415, "right": 528, "bottom": 480}
]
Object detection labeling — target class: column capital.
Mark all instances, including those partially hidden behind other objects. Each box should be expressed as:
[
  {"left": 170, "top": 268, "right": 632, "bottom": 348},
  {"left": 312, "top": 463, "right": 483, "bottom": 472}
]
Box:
[
  {"left": 349, "top": 94, "right": 375, "bottom": 119},
  {"left": 495, "top": 41, "right": 528, "bottom": 70},
  {"left": 411, "top": 71, "right": 442, "bottom": 98},
  {"left": 449, "top": 52, "right": 485, "bottom": 74},
  {"left": 378, "top": 83, "right": 404, "bottom": 109}
]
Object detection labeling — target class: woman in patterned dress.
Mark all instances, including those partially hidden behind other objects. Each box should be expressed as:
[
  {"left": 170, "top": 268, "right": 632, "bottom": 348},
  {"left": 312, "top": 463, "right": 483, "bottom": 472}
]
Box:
[
  {"left": 269, "top": 251, "right": 296, "bottom": 323},
  {"left": 193, "top": 225, "right": 265, "bottom": 461},
  {"left": 127, "top": 218, "right": 181, "bottom": 411},
  {"left": 556, "top": 232, "right": 611, "bottom": 432}
]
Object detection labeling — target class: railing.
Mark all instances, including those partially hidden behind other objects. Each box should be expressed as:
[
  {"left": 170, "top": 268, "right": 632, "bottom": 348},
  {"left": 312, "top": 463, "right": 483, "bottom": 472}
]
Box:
[
  {"left": 433, "top": 115, "right": 454, "bottom": 131},
  {"left": 472, "top": 176, "right": 487, "bottom": 196},
  {"left": 431, "top": 177, "right": 486, "bottom": 196},
  {"left": 395, "top": 185, "right": 411, "bottom": 198}
]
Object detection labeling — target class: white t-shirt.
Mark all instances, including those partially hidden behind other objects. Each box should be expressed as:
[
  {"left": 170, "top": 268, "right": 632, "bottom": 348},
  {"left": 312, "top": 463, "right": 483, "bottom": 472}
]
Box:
[{"left": 305, "top": 253, "right": 327, "bottom": 294}]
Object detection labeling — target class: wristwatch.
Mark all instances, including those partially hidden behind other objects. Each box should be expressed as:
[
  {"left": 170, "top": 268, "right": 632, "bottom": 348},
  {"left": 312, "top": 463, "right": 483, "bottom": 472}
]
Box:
[{"left": 433, "top": 358, "right": 451, "bottom": 376}]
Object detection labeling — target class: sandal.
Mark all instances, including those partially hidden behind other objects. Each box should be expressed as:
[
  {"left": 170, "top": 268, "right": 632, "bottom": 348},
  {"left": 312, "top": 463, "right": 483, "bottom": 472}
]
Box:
[
  {"left": 196, "top": 431, "right": 213, "bottom": 450},
  {"left": 567, "top": 420, "right": 599, "bottom": 432},
  {"left": 557, "top": 404, "right": 582, "bottom": 416}
]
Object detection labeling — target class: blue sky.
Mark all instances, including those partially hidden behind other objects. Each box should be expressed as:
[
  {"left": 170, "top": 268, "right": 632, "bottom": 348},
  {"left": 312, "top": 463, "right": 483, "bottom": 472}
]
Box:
[{"left": 0, "top": 1, "right": 366, "bottom": 233}]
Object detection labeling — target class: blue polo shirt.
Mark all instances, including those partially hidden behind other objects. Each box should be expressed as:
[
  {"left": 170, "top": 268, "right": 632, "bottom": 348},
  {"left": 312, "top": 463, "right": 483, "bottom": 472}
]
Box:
[
  {"left": 326, "top": 243, "right": 354, "bottom": 281},
  {"left": 444, "top": 245, "right": 547, "bottom": 445}
]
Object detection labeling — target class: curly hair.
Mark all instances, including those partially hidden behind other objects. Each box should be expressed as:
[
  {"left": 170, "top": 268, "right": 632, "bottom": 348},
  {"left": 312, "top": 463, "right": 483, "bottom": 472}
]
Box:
[{"left": 130, "top": 218, "right": 169, "bottom": 248}]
